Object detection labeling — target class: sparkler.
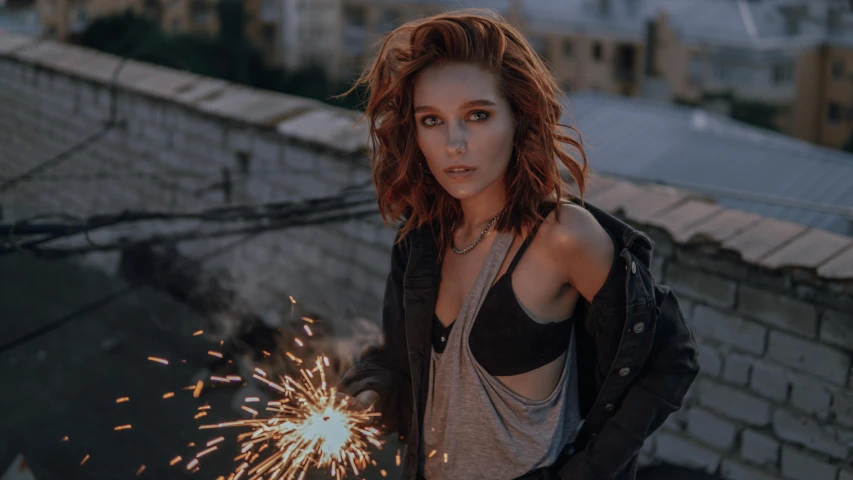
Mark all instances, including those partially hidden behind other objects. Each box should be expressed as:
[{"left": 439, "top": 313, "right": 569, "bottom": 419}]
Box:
[{"left": 197, "top": 354, "right": 383, "bottom": 480}]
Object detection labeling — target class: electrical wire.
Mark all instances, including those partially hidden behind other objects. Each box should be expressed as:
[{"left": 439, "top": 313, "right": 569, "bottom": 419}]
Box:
[{"left": 0, "top": 231, "right": 261, "bottom": 356}]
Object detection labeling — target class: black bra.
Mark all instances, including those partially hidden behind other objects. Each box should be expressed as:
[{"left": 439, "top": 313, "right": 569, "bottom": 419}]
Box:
[{"left": 432, "top": 202, "right": 578, "bottom": 376}]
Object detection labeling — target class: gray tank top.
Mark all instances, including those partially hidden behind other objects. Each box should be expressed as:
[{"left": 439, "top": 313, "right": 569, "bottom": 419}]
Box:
[{"left": 420, "top": 229, "right": 583, "bottom": 479}]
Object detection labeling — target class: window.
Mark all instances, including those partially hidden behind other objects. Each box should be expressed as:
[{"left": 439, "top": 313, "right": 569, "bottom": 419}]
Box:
[
  {"left": 831, "top": 60, "right": 845, "bottom": 81},
  {"left": 688, "top": 55, "right": 703, "bottom": 85},
  {"left": 827, "top": 102, "right": 841, "bottom": 124},
  {"left": 772, "top": 64, "right": 793, "bottom": 85},
  {"left": 562, "top": 39, "right": 573, "bottom": 58},
  {"left": 713, "top": 62, "right": 730, "bottom": 82},
  {"left": 592, "top": 42, "right": 602, "bottom": 62}
]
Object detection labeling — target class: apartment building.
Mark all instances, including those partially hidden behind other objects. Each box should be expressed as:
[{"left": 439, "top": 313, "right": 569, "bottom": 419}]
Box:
[{"left": 336, "top": 0, "right": 853, "bottom": 150}]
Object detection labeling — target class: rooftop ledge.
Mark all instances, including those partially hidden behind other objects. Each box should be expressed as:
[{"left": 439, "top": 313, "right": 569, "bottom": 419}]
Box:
[{"left": 1, "top": 31, "right": 851, "bottom": 284}]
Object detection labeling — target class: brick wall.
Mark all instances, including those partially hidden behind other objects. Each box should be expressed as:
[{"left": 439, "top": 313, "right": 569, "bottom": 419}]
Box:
[{"left": 1, "top": 33, "right": 852, "bottom": 479}]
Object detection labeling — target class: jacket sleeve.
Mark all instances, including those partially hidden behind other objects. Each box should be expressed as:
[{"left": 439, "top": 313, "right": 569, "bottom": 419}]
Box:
[
  {"left": 336, "top": 231, "right": 412, "bottom": 435},
  {"left": 558, "top": 284, "right": 701, "bottom": 479}
]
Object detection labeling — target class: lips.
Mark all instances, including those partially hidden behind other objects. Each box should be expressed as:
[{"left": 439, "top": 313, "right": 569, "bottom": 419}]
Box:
[
  {"left": 444, "top": 166, "right": 476, "bottom": 180},
  {"left": 443, "top": 165, "right": 476, "bottom": 173}
]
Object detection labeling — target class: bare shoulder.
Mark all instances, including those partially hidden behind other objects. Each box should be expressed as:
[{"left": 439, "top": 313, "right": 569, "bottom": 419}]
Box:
[{"left": 542, "top": 202, "right": 615, "bottom": 302}]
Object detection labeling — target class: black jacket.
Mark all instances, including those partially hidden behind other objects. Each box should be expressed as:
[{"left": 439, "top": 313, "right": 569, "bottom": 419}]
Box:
[{"left": 339, "top": 200, "right": 700, "bottom": 479}]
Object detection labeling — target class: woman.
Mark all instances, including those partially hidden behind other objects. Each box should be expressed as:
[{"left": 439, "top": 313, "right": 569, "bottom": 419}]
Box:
[{"left": 336, "top": 9, "right": 699, "bottom": 480}]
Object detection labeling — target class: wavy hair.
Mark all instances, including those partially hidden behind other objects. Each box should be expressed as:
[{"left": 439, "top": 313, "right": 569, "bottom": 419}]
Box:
[{"left": 337, "top": 8, "right": 588, "bottom": 259}]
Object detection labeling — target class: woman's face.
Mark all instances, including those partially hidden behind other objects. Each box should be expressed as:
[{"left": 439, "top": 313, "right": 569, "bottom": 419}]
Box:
[{"left": 412, "top": 62, "right": 516, "bottom": 200}]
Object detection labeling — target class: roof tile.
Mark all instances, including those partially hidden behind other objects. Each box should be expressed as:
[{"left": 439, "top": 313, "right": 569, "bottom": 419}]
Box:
[
  {"left": 761, "top": 228, "right": 853, "bottom": 270},
  {"left": 816, "top": 244, "right": 853, "bottom": 280},
  {"left": 584, "top": 180, "right": 644, "bottom": 213},
  {"left": 277, "top": 109, "right": 365, "bottom": 153},
  {"left": 649, "top": 198, "right": 724, "bottom": 243},
  {"left": 619, "top": 185, "right": 689, "bottom": 225},
  {"left": 199, "top": 86, "right": 316, "bottom": 125},
  {"left": 676, "top": 208, "right": 764, "bottom": 244},
  {"left": 723, "top": 217, "right": 809, "bottom": 263}
]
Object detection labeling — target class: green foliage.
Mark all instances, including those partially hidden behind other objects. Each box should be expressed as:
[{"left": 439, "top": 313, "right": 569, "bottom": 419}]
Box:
[{"left": 79, "top": 7, "right": 364, "bottom": 110}]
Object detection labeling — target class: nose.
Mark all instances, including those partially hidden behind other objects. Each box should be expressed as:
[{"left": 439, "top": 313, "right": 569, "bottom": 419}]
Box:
[{"left": 445, "top": 122, "right": 467, "bottom": 156}]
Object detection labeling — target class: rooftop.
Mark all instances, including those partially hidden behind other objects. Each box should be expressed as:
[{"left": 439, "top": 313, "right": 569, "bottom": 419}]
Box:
[{"left": 564, "top": 91, "right": 853, "bottom": 237}]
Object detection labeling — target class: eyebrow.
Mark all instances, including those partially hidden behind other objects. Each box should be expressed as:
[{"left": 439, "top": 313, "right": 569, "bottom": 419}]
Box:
[{"left": 414, "top": 99, "right": 496, "bottom": 114}]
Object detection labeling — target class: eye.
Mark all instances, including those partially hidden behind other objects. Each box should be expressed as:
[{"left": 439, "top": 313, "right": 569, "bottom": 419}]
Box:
[
  {"left": 469, "top": 111, "right": 490, "bottom": 122},
  {"left": 421, "top": 116, "right": 440, "bottom": 127}
]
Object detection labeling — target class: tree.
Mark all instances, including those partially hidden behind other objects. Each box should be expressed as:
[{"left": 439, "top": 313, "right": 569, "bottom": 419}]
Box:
[{"left": 79, "top": 10, "right": 363, "bottom": 110}]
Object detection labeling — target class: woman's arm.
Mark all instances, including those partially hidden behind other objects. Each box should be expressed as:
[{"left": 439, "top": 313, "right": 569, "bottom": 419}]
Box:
[
  {"left": 557, "top": 285, "right": 700, "bottom": 479},
  {"left": 336, "top": 231, "right": 413, "bottom": 435},
  {"left": 550, "top": 206, "right": 700, "bottom": 479}
]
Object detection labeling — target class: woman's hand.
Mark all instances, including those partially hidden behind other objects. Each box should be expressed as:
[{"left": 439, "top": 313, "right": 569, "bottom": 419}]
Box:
[
  {"left": 335, "top": 389, "right": 381, "bottom": 429},
  {"left": 342, "top": 389, "right": 380, "bottom": 411}
]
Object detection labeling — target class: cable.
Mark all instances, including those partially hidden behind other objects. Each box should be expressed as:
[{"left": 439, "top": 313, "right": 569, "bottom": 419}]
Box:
[
  {"left": 0, "top": 231, "right": 261, "bottom": 356},
  {"left": 26, "top": 206, "right": 380, "bottom": 258},
  {"left": 0, "top": 187, "right": 377, "bottom": 254}
]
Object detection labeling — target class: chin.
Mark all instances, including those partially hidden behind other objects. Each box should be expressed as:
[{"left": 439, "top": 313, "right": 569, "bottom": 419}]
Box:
[{"left": 440, "top": 184, "right": 483, "bottom": 200}]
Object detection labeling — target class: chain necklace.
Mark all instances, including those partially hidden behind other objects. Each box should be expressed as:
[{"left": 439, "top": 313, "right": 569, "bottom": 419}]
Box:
[{"left": 450, "top": 208, "right": 505, "bottom": 255}]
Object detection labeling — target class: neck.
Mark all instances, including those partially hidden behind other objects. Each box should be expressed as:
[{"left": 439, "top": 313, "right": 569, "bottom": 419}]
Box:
[{"left": 456, "top": 180, "right": 507, "bottom": 236}]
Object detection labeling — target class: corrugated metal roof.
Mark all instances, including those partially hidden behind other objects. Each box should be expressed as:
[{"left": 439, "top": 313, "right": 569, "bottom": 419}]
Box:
[{"left": 563, "top": 91, "right": 853, "bottom": 236}]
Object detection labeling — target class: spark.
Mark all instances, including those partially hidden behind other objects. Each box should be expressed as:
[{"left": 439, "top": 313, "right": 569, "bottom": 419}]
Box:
[
  {"left": 301, "top": 316, "right": 314, "bottom": 324},
  {"left": 199, "top": 356, "right": 383, "bottom": 480},
  {"left": 147, "top": 356, "right": 168, "bottom": 365},
  {"left": 136, "top": 465, "right": 146, "bottom": 476},
  {"left": 197, "top": 446, "right": 218, "bottom": 458},
  {"left": 169, "top": 456, "right": 182, "bottom": 466},
  {"left": 80, "top": 454, "right": 90, "bottom": 465},
  {"left": 163, "top": 392, "right": 175, "bottom": 399},
  {"left": 208, "top": 351, "right": 224, "bottom": 358},
  {"left": 114, "top": 424, "right": 132, "bottom": 431},
  {"left": 295, "top": 338, "right": 304, "bottom": 347},
  {"left": 207, "top": 436, "right": 225, "bottom": 447},
  {"left": 61, "top": 436, "right": 69, "bottom": 442},
  {"left": 193, "top": 380, "right": 204, "bottom": 398},
  {"left": 193, "top": 330, "right": 204, "bottom": 336},
  {"left": 116, "top": 397, "right": 130, "bottom": 403},
  {"left": 428, "top": 450, "right": 436, "bottom": 458},
  {"left": 303, "top": 325, "right": 313, "bottom": 337},
  {"left": 396, "top": 450, "right": 401, "bottom": 466},
  {"left": 245, "top": 397, "right": 260, "bottom": 403},
  {"left": 444, "top": 453, "right": 448, "bottom": 463},
  {"left": 187, "top": 458, "right": 200, "bottom": 470}
]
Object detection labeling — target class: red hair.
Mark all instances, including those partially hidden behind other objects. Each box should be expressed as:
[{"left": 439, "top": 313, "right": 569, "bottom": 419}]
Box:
[{"left": 339, "top": 8, "right": 588, "bottom": 258}]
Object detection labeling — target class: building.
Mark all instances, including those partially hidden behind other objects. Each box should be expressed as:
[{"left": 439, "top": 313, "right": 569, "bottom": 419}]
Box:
[
  {"left": 246, "top": 0, "right": 343, "bottom": 79},
  {"left": 0, "top": 0, "right": 41, "bottom": 36},
  {"left": 336, "top": 0, "right": 853, "bottom": 150}
]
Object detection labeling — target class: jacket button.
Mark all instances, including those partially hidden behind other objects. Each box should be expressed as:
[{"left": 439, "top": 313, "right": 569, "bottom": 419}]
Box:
[
  {"left": 619, "top": 367, "right": 631, "bottom": 377},
  {"left": 633, "top": 322, "right": 645, "bottom": 334},
  {"left": 631, "top": 261, "right": 637, "bottom": 274},
  {"left": 604, "top": 403, "right": 614, "bottom": 412}
]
